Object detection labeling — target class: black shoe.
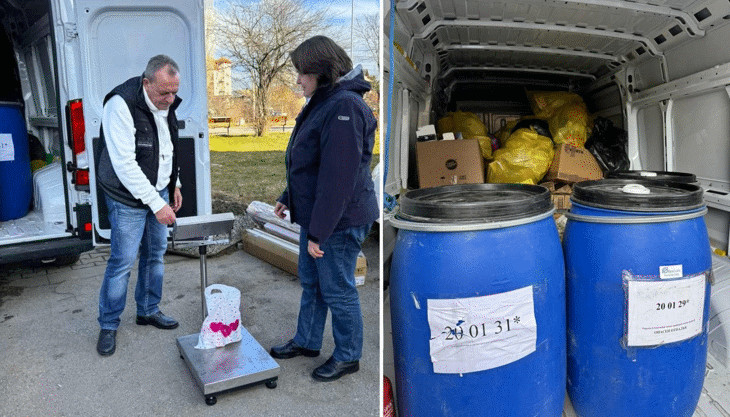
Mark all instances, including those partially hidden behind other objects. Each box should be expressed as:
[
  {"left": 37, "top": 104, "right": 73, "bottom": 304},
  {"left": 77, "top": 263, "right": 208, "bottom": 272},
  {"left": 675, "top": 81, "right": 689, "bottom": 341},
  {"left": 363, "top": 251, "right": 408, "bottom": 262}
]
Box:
[
  {"left": 136, "top": 311, "right": 179, "bottom": 329},
  {"left": 97, "top": 329, "right": 116, "bottom": 356},
  {"left": 270, "top": 339, "right": 320, "bottom": 359},
  {"left": 312, "top": 356, "right": 359, "bottom": 382}
]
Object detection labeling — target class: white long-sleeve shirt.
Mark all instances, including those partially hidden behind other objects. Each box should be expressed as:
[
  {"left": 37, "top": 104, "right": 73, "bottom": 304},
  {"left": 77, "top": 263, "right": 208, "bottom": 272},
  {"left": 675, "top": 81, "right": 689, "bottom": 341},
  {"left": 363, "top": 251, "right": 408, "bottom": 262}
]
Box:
[{"left": 102, "top": 87, "right": 180, "bottom": 213}]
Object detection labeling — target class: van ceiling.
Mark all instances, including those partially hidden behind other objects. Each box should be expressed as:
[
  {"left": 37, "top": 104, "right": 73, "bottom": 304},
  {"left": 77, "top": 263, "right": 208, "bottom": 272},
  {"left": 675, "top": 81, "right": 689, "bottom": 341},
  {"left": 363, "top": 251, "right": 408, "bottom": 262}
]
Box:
[
  {"left": 396, "top": 0, "right": 730, "bottom": 90},
  {"left": 0, "top": 0, "right": 47, "bottom": 37}
]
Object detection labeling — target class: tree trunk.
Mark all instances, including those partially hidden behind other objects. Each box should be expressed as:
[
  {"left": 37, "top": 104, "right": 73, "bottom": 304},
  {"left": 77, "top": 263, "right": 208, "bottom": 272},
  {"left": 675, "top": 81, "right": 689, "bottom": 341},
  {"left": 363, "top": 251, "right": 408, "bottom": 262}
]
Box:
[{"left": 254, "top": 86, "right": 270, "bottom": 137}]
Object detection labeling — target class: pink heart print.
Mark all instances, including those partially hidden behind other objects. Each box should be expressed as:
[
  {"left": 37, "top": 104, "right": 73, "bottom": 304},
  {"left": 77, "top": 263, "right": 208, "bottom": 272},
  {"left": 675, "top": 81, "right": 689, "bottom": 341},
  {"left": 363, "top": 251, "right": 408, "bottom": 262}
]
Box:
[{"left": 210, "top": 319, "right": 240, "bottom": 337}]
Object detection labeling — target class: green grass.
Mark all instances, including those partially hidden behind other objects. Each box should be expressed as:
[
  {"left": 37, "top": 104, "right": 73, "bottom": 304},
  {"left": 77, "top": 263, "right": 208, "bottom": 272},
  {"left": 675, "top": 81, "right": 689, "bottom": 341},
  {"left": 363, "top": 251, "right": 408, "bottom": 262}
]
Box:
[
  {"left": 209, "top": 132, "right": 291, "bottom": 153},
  {"left": 209, "top": 131, "right": 380, "bottom": 154},
  {"left": 209, "top": 132, "right": 380, "bottom": 207},
  {"left": 211, "top": 151, "right": 287, "bottom": 205}
]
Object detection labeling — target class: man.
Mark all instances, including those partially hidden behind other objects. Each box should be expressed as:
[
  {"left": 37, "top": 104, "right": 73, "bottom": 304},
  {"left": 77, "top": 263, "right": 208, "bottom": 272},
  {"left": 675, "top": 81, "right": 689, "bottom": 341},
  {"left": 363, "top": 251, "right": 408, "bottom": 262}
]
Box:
[{"left": 95, "top": 55, "right": 183, "bottom": 356}]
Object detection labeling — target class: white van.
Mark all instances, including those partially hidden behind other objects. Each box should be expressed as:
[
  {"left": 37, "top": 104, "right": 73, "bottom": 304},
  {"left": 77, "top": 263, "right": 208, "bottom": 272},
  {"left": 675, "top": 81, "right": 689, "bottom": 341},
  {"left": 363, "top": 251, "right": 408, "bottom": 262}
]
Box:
[
  {"left": 383, "top": 0, "right": 730, "bottom": 414},
  {"left": 0, "top": 0, "right": 211, "bottom": 265}
]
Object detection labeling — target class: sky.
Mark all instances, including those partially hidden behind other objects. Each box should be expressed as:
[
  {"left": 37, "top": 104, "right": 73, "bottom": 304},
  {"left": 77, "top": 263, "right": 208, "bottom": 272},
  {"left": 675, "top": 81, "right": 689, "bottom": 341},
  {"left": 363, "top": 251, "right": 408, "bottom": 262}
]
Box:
[
  {"left": 303, "top": 0, "right": 380, "bottom": 76},
  {"left": 211, "top": 0, "right": 380, "bottom": 78}
]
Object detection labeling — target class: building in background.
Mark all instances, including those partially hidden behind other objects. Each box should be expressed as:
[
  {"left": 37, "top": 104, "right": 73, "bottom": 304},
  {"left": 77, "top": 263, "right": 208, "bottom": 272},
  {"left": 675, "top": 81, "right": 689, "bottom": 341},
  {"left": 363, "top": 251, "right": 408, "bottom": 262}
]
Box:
[{"left": 210, "top": 57, "right": 232, "bottom": 96}]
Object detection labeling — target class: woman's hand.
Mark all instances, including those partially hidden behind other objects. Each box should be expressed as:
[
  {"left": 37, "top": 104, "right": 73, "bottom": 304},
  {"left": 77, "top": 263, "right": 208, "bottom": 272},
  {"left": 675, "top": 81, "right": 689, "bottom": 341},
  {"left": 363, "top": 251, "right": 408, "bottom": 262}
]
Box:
[
  {"left": 308, "top": 240, "right": 324, "bottom": 258},
  {"left": 274, "top": 202, "right": 288, "bottom": 219}
]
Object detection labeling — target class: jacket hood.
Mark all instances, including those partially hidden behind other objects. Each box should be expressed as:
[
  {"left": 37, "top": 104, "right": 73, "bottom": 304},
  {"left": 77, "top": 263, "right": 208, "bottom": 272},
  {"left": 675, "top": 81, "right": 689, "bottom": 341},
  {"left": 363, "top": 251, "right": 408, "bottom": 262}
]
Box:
[
  {"left": 334, "top": 64, "right": 371, "bottom": 95},
  {"left": 296, "top": 64, "right": 371, "bottom": 124},
  {"left": 311, "top": 64, "right": 370, "bottom": 100}
]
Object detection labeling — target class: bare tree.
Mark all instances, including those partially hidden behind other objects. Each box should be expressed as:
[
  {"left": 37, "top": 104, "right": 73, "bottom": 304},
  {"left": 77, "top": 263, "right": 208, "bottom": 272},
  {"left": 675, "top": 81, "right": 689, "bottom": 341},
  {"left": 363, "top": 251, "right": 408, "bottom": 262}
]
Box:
[
  {"left": 213, "top": 0, "right": 330, "bottom": 136},
  {"left": 354, "top": 12, "right": 379, "bottom": 74}
]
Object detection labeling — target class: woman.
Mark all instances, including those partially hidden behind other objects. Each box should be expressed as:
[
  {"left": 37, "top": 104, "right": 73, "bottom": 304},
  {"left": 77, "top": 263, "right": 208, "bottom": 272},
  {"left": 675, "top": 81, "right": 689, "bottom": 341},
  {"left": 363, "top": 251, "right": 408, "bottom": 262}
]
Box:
[{"left": 270, "top": 35, "right": 379, "bottom": 382}]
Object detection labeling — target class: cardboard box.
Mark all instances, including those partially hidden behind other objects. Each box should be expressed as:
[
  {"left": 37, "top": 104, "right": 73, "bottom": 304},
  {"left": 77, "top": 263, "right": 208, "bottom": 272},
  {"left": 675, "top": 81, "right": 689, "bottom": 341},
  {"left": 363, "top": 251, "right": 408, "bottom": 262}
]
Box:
[
  {"left": 242, "top": 228, "right": 299, "bottom": 276},
  {"left": 355, "top": 255, "right": 367, "bottom": 286},
  {"left": 416, "top": 139, "right": 485, "bottom": 188},
  {"left": 544, "top": 144, "right": 603, "bottom": 183},
  {"left": 242, "top": 228, "right": 368, "bottom": 285},
  {"left": 541, "top": 181, "right": 573, "bottom": 211}
]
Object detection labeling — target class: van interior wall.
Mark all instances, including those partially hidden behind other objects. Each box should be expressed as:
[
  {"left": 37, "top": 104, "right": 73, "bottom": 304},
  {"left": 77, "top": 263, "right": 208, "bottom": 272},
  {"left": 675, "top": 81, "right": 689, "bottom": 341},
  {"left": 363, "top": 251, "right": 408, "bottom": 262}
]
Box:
[
  {"left": 0, "top": 0, "right": 59, "bottom": 159},
  {"left": 0, "top": 0, "right": 64, "bottom": 228},
  {"left": 661, "top": 22, "right": 730, "bottom": 252}
]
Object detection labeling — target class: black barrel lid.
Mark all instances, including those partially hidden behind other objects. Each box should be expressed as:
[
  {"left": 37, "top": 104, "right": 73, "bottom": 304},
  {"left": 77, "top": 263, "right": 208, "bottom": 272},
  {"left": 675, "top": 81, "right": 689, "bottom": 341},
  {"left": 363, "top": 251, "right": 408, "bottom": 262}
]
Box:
[
  {"left": 606, "top": 170, "right": 697, "bottom": 183},
  {"left": 572, "top": 179, "right": 704, "bottom": 212},
  {"left": 397, "top": 183, "right": 553, "bottom": 223}
]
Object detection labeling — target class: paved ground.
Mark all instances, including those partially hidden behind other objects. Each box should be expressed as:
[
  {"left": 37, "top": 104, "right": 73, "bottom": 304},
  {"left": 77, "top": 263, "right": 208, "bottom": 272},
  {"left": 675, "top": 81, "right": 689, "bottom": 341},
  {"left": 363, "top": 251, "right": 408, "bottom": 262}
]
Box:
[{"left": 0, "top": 229, "right": 380, "bottom": 417}]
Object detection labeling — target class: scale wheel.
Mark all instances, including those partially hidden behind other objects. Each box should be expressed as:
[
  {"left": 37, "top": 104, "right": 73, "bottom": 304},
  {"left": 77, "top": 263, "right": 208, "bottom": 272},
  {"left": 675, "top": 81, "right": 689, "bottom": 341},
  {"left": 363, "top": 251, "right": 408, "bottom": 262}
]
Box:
[
  {"left": 205, "top": 395, "right": 217, "bottom": 406},
  {"left": 266, "top": 380, "right": 277, "bottom": 389}
]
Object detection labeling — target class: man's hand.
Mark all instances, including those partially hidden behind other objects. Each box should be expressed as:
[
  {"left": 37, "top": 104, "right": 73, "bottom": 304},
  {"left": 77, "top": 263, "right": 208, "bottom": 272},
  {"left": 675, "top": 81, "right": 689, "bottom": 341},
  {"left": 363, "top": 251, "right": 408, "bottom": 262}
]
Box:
[
  {"left": 155, "top": 205, "right": 177, "bottom": 225},
  {"left": 308, "top": 240, "right": 324, "bottom": 258},
  {"left": 274, "top": 202, "right": 288, "bottom": 219},
  {"left": 171, "top": 187, "right": 182, "bottom": 212}
]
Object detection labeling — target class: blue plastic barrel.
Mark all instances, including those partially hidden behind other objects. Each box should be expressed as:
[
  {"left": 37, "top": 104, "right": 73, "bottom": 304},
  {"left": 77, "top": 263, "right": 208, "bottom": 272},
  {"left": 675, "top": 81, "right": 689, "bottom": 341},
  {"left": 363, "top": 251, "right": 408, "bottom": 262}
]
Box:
[
  {"left": 390, "top": 184, "right": 566, "bottom": 417},
  {"left": 564, "top": 179, "right": 711, "bottom": 417},
  {"left": 0, "top": 102, "right": 31, "bottom": 222}
]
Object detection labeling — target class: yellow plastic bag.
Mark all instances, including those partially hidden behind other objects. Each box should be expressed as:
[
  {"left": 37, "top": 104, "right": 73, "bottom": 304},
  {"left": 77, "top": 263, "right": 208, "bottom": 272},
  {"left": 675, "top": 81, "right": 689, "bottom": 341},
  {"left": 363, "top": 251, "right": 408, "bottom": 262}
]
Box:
[
  {"left": 487, "top": 127, "right": 554, "bottom": 185},
  {"left": 526, "top": 90, "right": 584, "bottom": 119},
  {"left": 436, "top": 111, "right": 487, "bottom": 139},
  {"left": 452, "top": 111, "right": 487, "bottom": 138},
  {"left": 549, "top": 102, "right": 590, "bottom": 147},
  {"left": 494, "top": 119, "right": 519, "bottom": 146},
  {"left": 436, "top": 114, "right": 454, "bottom": 137},
  {"left": 526, "top": 90, "right": 591, "bottom": 147},
  {"left": 475, "top": 135, "right": 493, "bottom": 160}
]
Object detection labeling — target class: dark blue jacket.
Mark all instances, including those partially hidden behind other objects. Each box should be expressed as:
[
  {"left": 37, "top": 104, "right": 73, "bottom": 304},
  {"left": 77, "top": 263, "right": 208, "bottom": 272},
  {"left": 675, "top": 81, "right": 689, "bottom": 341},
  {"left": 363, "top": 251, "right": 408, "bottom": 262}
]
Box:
[{"left": 278, "top": 71, "right": 378, "bottom": 244}]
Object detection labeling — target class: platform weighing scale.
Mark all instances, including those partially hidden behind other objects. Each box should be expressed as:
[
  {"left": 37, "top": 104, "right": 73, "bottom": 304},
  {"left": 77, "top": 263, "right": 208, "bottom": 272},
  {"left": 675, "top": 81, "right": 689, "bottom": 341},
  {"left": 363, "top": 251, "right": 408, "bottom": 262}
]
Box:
[{"left": 171, "top": 213, "right": 280, "bottom": 405}]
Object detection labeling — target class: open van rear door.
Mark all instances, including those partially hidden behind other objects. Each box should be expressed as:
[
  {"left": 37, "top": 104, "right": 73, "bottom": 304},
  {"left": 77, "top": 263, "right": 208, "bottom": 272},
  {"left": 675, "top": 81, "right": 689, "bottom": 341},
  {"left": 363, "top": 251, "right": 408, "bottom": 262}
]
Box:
[{"left": 75, "top": 0, "right": 211, "bottom": 242}]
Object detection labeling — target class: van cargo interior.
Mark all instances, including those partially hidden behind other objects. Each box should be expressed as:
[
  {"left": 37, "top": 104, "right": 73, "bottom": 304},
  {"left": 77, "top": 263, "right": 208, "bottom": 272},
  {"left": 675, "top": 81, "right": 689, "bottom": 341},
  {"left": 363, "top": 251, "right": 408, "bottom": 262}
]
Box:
[
  {"left": 384, "top": 0, "right": 730, "bottom": 414},
  {"left": 386, "top": 0, "right": 730, "bottom": 250},
  {"left": 0, "top": 0, "right": 70, "bottom": 247}
]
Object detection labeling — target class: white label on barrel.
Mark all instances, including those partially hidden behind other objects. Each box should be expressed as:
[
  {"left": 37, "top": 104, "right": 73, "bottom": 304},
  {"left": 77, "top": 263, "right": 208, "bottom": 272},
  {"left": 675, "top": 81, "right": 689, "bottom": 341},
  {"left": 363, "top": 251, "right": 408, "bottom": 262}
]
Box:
[
  {"left": 0, "top": 134, "right": 14, "bottom": 161},
  {"left": 427, "top": 286, "right": 537, "bottom": 374},
  {"left": 626, "top": 274, "right": 706, "bottom": 347}
]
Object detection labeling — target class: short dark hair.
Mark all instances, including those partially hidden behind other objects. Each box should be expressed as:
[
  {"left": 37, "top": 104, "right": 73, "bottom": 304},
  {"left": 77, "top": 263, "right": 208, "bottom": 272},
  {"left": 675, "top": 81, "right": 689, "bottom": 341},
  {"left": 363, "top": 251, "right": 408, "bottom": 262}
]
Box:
[
  {"left": 144, "top": 54, "right": 179, "bottom": 82},
  {"left": 290, "top": 36, "right": 352, "bottom": 90}
]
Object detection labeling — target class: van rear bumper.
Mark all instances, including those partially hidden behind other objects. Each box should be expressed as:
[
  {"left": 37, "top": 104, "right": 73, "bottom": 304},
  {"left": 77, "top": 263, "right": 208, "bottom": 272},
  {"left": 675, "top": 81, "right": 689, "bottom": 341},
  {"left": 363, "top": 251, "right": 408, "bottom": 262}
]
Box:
[{"left": 0, "top": 236, "right": 94, "bottom": 264}]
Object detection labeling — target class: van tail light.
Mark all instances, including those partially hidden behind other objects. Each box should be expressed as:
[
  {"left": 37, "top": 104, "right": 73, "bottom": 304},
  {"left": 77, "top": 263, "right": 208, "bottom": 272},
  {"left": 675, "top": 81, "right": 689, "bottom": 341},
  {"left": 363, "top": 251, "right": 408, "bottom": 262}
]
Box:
[{"left": 66, "top": 99, "right": 89, "bottom": 189}]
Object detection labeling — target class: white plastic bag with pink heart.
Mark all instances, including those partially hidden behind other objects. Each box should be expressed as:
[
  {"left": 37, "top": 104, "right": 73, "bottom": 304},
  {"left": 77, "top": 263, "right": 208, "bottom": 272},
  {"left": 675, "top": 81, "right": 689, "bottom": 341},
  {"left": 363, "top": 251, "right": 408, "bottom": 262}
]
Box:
[{"left": 195, "top": 284, "right": 242, "bottom": 349}]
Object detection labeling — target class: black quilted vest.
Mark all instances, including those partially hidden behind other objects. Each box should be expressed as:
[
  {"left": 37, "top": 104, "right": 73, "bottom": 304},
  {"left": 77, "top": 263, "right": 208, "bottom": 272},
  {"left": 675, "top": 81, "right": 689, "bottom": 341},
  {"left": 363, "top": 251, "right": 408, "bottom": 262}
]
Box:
[{"left": 95, "top": 74, "right": 181, "bottom": 208}]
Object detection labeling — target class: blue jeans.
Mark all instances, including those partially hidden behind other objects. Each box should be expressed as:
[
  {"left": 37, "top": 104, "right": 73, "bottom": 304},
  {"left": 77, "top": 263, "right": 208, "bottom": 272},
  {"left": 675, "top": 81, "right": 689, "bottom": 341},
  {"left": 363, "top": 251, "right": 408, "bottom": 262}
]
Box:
[
  {"left": 98, "top": 189, "right": 169, "bottom": 330},
  {"left": 293, "top": 224, "right": 370, "bottom": 362}
]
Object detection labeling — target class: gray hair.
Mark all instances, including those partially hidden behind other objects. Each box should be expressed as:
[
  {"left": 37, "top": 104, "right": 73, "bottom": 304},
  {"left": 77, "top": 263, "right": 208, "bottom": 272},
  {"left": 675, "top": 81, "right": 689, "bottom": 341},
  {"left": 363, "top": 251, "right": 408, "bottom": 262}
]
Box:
[{"left": 144, "top": 54, "right": 179, "bottom": 82}]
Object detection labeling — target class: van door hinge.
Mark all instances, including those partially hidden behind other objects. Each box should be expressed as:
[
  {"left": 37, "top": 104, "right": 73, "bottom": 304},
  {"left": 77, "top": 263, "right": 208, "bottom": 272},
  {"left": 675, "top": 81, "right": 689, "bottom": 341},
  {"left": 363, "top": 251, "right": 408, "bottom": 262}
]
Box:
[{"left": 64, "top": 22, "right": 78, "bottom": 39}]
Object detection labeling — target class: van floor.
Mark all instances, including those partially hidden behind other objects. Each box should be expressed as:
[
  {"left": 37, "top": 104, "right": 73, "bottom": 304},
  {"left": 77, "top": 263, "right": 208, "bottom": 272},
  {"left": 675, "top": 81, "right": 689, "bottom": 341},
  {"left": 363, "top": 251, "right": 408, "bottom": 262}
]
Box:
[
  {"left": 382, "top": 255, "right": 730, "bottom": 415},
  {"left": 0, "top": 209, "right": 68, "bottom": 245}
]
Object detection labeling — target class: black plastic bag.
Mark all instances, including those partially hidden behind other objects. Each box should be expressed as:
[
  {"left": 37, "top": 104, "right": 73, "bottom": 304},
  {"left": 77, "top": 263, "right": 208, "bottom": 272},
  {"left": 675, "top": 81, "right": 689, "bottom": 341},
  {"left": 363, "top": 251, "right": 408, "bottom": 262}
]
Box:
[{"left": 585, "top": 117, "right": 629, "bottom": 173}]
